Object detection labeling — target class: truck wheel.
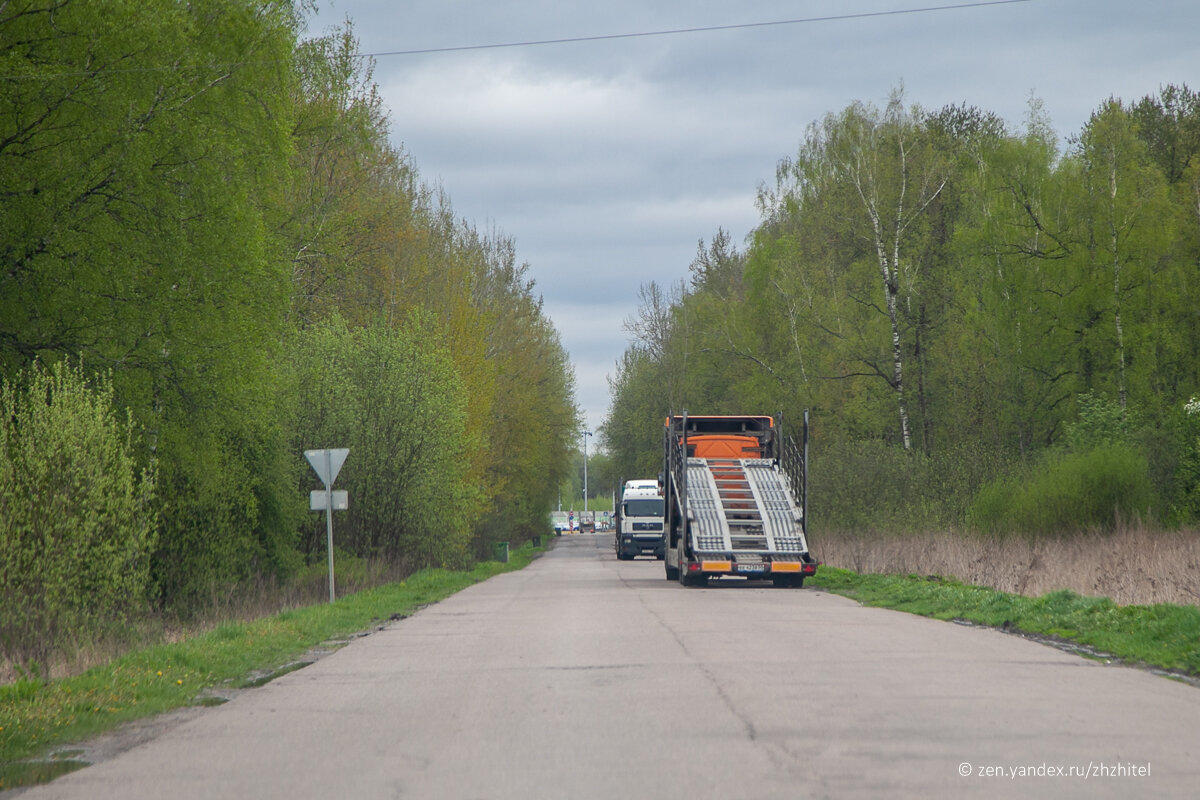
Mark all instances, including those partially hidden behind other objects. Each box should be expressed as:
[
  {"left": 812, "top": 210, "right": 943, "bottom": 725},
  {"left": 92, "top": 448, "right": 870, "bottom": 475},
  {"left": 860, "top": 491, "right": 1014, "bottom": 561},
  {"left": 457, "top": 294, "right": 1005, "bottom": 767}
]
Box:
[{"left": 677, "top": 542, "right": 706, "bottom": 587}]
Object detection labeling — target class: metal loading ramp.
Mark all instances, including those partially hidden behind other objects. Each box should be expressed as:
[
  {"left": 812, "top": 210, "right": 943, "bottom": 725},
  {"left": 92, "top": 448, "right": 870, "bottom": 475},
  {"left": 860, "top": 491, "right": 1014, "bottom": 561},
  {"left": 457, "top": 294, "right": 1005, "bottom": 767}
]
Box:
[{"left": 685, "top": 457, "right": 806, "bottom": 554}]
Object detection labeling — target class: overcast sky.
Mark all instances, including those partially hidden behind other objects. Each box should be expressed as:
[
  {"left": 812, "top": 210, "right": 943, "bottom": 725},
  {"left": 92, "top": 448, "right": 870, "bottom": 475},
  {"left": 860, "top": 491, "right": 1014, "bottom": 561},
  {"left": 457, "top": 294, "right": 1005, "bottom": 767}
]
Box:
[{"left": 304, "top": 0, "right": 1198, "bottom": 441}]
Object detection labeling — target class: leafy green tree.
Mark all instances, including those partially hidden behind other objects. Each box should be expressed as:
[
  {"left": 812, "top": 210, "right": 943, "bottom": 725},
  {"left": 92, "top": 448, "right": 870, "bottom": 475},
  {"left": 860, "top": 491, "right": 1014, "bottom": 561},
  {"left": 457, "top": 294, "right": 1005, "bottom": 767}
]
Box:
[
  {"left": 1130, "top": 84, "right": 1200, "bottom": 403},
  {"left": 584, "top": 450, "right": 618, "bottom": 503},
  {"left": 609, "top": 85, "right": 1200, "bottom": 530},
  {"left": 1074, "top": 99, "right": 1172, "bottom": 412},
  {"left": 945, "top": 99, "right": 1077, "bottom": 453},
  {"left": 684, "top": 231, "right": 790, "bottom": 416},
  {"left": 1130, "top": 84, "right": 1200, "bottom": 185},
  {"left": 602, "top": 347, "right": 669, "bottom": 481},
  {"left": 468, "top": 239, "right": 579, "bottom": 549},
  {"left": 281, "top": 24, "right": 578, "bottom": 551},
  {"left": 760, "top": 90, "right": 953, "bottom": 449},
  {"left": 282, "top": 23, "right": 423, "bottom": 328},
  {"left": 0, "top": 0, "right": 306, "bottom": 608},
  {"left": 0, "top": 1, "right": 581, "bottom": 646},
  {"left": 290, "top": 314, "right": 475, "bottom": 566}
]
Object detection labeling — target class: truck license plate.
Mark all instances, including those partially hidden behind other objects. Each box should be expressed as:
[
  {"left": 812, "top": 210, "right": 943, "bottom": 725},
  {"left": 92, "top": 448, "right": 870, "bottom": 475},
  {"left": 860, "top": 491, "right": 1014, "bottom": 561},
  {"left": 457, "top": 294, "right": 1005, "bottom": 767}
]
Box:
[{"left": 737, "top": 563, "right": 766, "bottom": 574}]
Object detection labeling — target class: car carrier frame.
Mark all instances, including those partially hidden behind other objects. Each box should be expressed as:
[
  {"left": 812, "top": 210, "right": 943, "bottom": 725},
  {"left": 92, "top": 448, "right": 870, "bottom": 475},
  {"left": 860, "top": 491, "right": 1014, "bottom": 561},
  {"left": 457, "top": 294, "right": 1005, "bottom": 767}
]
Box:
[{"left": 663, "top": 412, "right": 817, "bottom": 587}]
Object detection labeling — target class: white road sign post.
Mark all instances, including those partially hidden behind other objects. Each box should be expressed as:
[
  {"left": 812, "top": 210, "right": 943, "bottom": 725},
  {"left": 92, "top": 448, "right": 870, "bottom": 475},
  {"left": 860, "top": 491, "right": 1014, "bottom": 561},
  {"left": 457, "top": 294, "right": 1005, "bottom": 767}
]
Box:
[{"left": 305, "top": 448, "right": 349, "bottom": 604}]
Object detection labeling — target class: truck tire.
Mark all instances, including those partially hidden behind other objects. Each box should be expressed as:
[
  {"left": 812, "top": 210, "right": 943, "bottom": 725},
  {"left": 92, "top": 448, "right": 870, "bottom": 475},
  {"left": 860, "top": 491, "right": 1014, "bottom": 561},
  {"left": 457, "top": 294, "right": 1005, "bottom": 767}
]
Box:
[
  {"left": 677, "top": 542, "right": 706, "bottom": 586},
  {"left": 664, "top": 548, "right": 679, "bottom": 580}
]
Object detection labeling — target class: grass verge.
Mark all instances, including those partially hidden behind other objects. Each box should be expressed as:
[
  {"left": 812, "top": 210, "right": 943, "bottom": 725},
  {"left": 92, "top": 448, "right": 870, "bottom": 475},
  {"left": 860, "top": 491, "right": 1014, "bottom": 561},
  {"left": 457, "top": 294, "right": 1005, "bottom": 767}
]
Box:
[
  {"left": 808, "top": 566, "right": 1200, "bottom": 677},
  {"left": 0, "top": 540, "right": 548, "bottom": 789}
]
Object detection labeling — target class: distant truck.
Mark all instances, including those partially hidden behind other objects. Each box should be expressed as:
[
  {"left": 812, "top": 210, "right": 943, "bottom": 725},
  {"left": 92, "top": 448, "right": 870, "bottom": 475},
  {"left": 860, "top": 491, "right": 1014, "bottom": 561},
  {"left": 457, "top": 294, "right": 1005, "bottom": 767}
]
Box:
[
  {"left": 662, "top": 412, "right": 817, "bottom": 587},
  {"left": 615, "top": 479, "right": 665, "bottom": 560},
  {"left": 578, "top": 510, "right": 596, "bottom": 534}
]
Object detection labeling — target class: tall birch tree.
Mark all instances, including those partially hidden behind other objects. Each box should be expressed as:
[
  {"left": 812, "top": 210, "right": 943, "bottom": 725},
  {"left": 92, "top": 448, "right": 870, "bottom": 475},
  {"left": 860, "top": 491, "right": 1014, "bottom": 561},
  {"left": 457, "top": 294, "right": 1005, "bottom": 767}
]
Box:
[
  {"left": 773, "top": 90, "right": 948, "bottom": 449},
  {"left": 1076, "top": 100, "right": 1170, "bottom": 412}
]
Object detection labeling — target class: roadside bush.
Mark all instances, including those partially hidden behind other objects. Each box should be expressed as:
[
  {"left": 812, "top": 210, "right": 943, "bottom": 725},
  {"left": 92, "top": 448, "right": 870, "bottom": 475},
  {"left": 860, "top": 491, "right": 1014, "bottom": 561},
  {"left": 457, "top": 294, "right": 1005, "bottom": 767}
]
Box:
[
  {"left": 1166, "top": 396, "right": 1200, "bottom": 523},
  {"left": 0, "top": 362, "right": 157, "bottom": 667},
  {"left": 812, "top": 437, "right": 1011, "bottom": 532},
  {"left": 149, "top": 410, "right": 306, "bottom": 613},
  {"left": 1064, "top": 391, "right": 1138, "bottom": 451},
  {"left": 968, "top": 444, "right": 1154, "bottom": 536}
]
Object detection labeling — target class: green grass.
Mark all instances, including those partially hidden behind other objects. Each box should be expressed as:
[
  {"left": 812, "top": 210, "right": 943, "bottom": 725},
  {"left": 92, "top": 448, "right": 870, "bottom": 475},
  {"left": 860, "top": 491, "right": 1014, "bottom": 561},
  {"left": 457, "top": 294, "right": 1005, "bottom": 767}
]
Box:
[
  {"left": 0, "top": 541, "right": 547, "bottom": 788},
  {"left": 808, "top": 567, "right": 1200, "bottom": 676}
]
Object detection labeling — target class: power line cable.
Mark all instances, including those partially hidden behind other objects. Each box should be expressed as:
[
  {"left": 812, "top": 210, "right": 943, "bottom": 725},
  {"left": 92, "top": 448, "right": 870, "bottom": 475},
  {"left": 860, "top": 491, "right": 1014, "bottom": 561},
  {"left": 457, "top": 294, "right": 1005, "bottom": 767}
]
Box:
[
  {"left": 359, "top": 0, "right": 1034, "bottom": 58},
  {"left": 1, "top": 0, "right": 1034, "bottom": 80}
]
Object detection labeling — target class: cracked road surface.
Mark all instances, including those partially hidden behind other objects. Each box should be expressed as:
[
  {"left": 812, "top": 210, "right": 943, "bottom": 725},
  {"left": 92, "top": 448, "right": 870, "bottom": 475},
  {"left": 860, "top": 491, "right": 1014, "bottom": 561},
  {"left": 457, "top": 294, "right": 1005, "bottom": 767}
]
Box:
[{"left": 19, "top": 533, "right": 1200, "bottom": 799}]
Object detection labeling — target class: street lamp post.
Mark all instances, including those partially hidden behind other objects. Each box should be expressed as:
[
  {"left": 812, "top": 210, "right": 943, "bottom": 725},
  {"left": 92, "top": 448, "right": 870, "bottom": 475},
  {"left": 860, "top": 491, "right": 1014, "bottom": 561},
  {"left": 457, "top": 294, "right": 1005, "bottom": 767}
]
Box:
[{"left": 582, "top": 430, "right": 593, "bottom": 514}]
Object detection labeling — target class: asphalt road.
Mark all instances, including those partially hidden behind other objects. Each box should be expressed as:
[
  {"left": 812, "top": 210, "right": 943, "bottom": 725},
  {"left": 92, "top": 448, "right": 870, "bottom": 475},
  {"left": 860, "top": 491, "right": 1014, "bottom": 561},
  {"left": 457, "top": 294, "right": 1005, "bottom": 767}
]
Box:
[{"left": 20, "top": 533, "right": 1200, "bottom": 799}]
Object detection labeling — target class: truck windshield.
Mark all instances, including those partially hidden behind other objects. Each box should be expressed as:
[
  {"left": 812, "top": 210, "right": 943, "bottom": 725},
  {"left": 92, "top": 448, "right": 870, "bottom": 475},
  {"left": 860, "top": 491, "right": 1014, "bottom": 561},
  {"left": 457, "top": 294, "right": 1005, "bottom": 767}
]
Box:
[{"left": 624, "top": 499, "right": 663, "bottom": 517}]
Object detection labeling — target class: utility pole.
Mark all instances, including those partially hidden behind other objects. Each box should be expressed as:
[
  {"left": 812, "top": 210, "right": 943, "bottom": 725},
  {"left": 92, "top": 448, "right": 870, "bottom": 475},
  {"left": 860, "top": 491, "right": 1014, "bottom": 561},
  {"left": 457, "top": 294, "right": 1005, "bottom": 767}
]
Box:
[{"left": 582, "top": 430, "right": 593, "bottom": 513}]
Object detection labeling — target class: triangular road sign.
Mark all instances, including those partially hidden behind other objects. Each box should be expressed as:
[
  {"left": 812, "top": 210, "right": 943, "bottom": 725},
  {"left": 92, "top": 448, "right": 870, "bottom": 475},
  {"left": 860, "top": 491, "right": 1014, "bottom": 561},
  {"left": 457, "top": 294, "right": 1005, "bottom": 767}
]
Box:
[{"left": 305, "top": 448, "right": 349, "bottom": 487}]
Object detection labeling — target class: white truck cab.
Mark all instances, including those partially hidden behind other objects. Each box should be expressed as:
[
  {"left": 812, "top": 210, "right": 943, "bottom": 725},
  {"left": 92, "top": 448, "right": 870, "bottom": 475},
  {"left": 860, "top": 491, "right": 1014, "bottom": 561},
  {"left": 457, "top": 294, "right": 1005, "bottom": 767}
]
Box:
[{"left": 615, "top": 479, "right": 666, "bottom": 560}]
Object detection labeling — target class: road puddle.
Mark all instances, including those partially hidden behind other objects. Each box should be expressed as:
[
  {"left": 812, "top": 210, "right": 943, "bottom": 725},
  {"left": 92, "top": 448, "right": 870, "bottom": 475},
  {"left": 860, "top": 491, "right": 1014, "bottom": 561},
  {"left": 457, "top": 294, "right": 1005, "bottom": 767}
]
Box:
[{"left": 0, "top": 757, "right": 88, "bottom": 791}]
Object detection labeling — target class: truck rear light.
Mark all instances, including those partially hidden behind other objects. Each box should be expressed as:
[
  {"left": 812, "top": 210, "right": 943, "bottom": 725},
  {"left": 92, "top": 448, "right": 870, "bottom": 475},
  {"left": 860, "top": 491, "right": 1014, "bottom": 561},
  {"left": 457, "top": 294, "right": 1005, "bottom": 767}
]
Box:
[
  {"left": 687, "top": 562, "right": 702, "bottom": 573},
  {"left": 802, "top": 563, "right": 817, "bottom": 575},
  {"left": 701, "top": 560, "right": 732, "bottom": 572}
]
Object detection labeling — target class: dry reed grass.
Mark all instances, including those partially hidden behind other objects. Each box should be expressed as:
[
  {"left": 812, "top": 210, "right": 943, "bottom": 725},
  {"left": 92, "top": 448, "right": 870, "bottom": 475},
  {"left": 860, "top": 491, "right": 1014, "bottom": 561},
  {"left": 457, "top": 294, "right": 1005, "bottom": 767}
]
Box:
[{"left": 811, "top": 524, "right": 1200, "bottom": 607}]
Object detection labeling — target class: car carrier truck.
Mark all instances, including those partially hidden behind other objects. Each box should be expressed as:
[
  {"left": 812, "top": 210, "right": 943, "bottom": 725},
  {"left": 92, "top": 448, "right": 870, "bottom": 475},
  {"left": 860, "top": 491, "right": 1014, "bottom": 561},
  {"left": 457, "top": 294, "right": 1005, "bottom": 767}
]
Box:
[
  {"left": 662, "top": 412, "right": 817, "bottom": 587},
  {"left": 615, "top": 479, "right": 666, "bottom": 559}
]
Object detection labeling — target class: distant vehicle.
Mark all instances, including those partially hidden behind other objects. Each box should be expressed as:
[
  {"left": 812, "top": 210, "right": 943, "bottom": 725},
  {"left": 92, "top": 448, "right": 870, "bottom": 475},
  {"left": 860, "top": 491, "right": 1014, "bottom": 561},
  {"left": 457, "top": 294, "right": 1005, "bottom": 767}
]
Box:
[
  {"left": 578, "top": 510, "right": 596, "bottom": 534},
  {"left": 615, "top": 479, "right": 665, "bottom": 560},
  {"left": 662, "top": 413, "right": 817, "bottom": 587}
]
